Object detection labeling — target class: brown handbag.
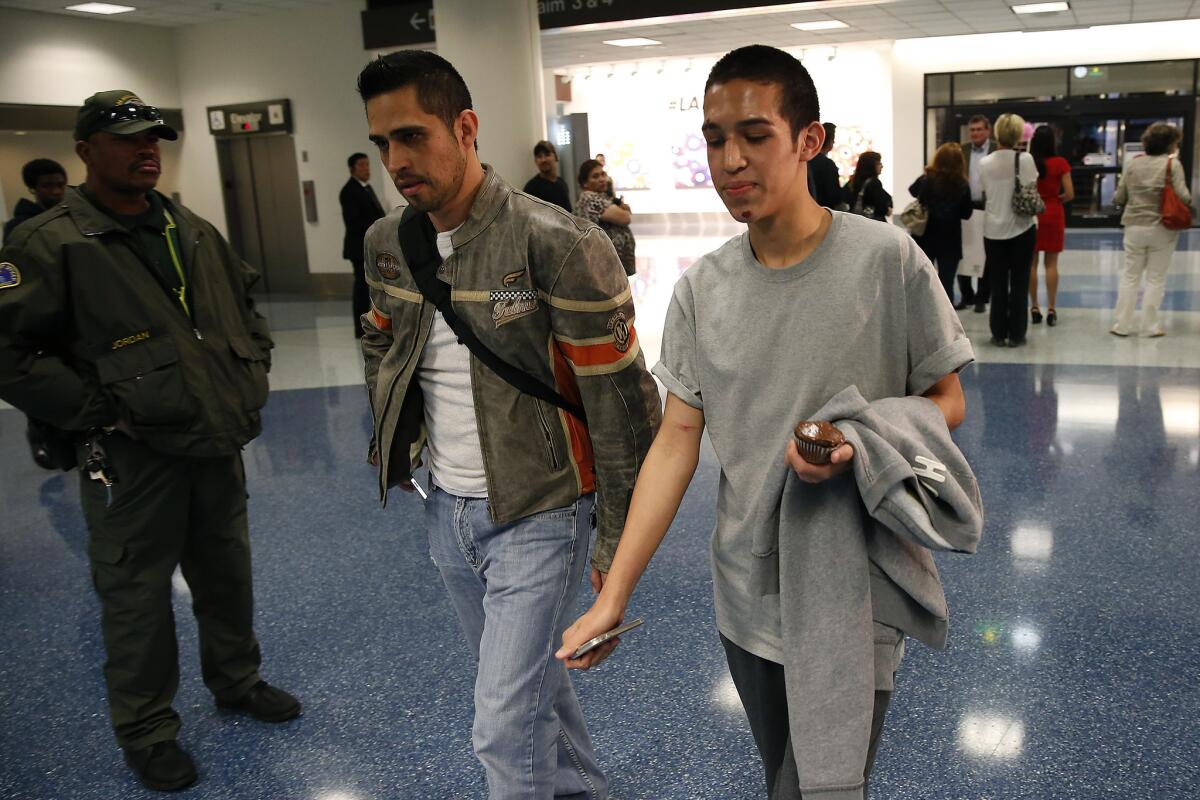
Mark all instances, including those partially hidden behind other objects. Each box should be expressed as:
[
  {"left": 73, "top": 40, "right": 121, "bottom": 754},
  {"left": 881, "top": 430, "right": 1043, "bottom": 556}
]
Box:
[{"left": 1161, "top": 158, "right": 1192, "bottom": 231}]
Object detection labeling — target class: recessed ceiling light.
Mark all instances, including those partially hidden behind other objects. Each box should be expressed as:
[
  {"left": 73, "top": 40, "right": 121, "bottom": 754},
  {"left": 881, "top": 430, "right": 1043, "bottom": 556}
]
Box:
[
  {"left": 1011, "top": 2, "right": 1070, "bottom": 14},
  {"left": 65, "top": 2, "right": 136, "bottom": 13},
  {"left": 603, "top": 37, "right": 662, "bottom": 47},
  {"left": 790, "top": 20, "right": 849, "bottom": 32}
]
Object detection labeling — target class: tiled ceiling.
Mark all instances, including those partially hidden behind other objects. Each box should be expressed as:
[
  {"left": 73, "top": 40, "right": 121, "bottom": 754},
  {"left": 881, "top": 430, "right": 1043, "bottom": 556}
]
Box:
[
  {"left": 540, "top": 0, "right": 1200, "bottom": 68},
  {"left": 0, "top": 0, "right": 344, "bottom": 26},
  {"left": 0, "top": 0, "right": 1197, "bottom": 55}
]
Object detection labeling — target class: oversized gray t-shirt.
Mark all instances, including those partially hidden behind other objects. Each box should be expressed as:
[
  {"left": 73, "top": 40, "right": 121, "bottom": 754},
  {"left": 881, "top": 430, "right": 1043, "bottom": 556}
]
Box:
[{"left": 653, "top": 210, "right": 976, "bottom": 664}]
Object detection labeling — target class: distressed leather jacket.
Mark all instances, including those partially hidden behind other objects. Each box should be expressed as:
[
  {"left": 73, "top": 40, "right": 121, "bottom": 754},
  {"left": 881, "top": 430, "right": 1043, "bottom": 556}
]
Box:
[{"left": 361, "top": 166, "right": 661, "bottom": 570}]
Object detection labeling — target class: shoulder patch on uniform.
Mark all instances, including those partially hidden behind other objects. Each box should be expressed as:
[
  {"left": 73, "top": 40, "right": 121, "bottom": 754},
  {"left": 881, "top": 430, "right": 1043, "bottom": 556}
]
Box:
[
  {"left": 376, "top": 252, "right": 402, "bottom": 280},
  {"left": 0, "top": 262, "right": 21, "bottom": 290}
]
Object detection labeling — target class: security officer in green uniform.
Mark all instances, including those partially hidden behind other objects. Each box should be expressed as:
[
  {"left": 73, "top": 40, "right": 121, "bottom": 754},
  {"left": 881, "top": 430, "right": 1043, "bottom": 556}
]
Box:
[{"left": 0, "top": 91, "right": 300, "bottom": 792}]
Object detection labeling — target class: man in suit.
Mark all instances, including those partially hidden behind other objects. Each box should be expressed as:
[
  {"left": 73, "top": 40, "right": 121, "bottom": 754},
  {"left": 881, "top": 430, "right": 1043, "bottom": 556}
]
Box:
[
  {"left": 340, "top": 152, "right": 386, "bottom": 337},
  {"left": 960, "top": 114, "right": 994, "bottom": 312},
  {"left": 809, "top": 122, "right": 842, "bottom": 208}
]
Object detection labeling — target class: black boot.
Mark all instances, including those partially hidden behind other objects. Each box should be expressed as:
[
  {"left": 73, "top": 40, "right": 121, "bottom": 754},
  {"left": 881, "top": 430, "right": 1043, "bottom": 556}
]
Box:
[
  {"left": 123, "top": 740, "right": 197, "bottom": 792},
  {"left": 216, "top": 680, "right": 301, "bottom": 722}
]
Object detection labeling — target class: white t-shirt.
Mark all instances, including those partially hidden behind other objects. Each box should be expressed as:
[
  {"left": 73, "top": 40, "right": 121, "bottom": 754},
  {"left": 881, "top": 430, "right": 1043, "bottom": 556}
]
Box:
[
  {"left": 417, "top": 227, "right": 488, "bottom": 497},
  {"left": 979, "top": 149, "right": 1038, "bottom": 241}
]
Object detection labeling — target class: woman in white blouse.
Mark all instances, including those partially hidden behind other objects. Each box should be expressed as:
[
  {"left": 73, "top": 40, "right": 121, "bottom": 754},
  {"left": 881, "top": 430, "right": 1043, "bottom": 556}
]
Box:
[
  {"left": 978, "top": 112, "right": 1039, "bottom": 347},
  {"left": 1111, "top": 123, "right": 1192, "bottom": 337}
]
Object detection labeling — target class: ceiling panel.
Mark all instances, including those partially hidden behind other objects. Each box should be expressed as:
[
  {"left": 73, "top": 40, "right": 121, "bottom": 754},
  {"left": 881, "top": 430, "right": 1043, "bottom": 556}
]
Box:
[{"left": 0, "top": 0, "right": 1196, "bottom": 64}]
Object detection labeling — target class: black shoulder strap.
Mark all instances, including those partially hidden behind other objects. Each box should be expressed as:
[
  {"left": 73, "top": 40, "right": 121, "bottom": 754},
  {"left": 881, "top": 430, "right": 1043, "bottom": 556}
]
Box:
[{"left": 396, "top": 207, "right": 588, "bottom": 424}]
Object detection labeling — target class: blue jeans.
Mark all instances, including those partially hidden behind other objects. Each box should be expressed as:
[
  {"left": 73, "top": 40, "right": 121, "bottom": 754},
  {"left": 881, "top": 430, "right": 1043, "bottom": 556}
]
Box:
[{"left": 426, "top": 486, "right": 608, "bottom": 800}]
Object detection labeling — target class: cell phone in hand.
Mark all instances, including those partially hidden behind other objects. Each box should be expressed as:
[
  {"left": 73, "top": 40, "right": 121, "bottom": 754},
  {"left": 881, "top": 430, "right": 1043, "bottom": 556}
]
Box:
[{"left": 571, "top": 617, "right": 644, "bottom": 658}]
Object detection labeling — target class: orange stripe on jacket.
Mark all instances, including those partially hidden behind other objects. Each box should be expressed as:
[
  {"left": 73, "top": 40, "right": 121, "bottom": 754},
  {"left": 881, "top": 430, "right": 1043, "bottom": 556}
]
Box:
[
  {"left": 549, "top": 341, "right": 596, "bottom": 495},
  {"left": 370, "top": 307, "right": 392, "bottom": 331},
  {"left": 555, "top": 327, "right": 638, "bottom": 369}
]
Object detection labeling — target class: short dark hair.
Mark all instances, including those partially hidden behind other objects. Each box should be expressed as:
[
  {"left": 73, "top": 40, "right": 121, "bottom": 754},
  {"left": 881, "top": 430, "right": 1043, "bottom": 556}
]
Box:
[
  {"left": 578, "top": 158, "right": 601, "bottom": 188},
  {"left": 347, "top": 152, "right": 368, "bottom": 170},
  {"left": 533, "top": 140, "right": 556, "bottom": 158},
  {"left": 968, "top": 114, "right": 991, "bottom": 128},
  {"left": 22, "top": 158, "right": 66, "bottom": 189},
  {"left": 704, "top": 45, "right": 820, "bottom": 140},
  {"left": 1142, "top": 122, "right": 1181, "bottom": 156},
  {"left": 356, "top": 50, "right": 473, "bottom": 133}
]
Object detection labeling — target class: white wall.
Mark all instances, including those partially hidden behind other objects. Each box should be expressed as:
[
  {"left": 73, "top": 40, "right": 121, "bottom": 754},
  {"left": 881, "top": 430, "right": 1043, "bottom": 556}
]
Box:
[
  {"left": 0, "top": 131, "right": 181, "bottom": 227},
  {"left": 892, "top": 20, "right": 1200, "bottom": 201},
  {"left": 174, "top": 0, "right": 385, "bottom": 276},
  {"left": 562, "top": 43, "right": 894, "bottom": 213},
  {"left": 0, "top": 8, "right": 180, "bottom": 108}
]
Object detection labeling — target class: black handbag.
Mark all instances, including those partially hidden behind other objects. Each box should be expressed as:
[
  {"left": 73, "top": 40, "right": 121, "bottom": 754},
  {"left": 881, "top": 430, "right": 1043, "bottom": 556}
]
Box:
[
  {"left": 395, "top": 207, "right": 587, "bottom": 424},
  {"left": 1011, "top": 151, "right": 1045, "bottom": 217}
]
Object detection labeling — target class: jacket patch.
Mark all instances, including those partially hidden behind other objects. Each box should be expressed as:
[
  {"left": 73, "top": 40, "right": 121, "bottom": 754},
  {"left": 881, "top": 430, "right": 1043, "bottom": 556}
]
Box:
[
  {"left": 491, "top": 289, "right": 539, "bottom": 327},
  {"left": 111, "top": 330, "right": 151, "bottom": 350},
  {"left": 0, "top": 262, "right": 21, "bottom": 290},
  {"left": 502, "top": 270, "right": 525, "bottom": 287},
  {"left": 376, "top": 252, "right": 402, "bottom": 280},
  {"left": 607, "top": 311, "right": 631, "bottom": 353}
]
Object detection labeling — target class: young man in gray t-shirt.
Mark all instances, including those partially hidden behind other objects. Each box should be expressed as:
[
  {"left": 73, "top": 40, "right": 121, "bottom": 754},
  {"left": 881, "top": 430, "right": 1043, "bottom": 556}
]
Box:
[{"left": 555, "top": 46, "right": 974, "bottom": 800}]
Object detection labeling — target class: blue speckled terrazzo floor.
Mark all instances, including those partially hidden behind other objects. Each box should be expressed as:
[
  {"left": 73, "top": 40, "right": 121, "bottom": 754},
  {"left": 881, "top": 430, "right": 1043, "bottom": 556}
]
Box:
[
  {"left": 4, "top": 223, "right": 1200, "bottom": 799},
  {"left": 2, "top": 357, "right": 1199, "bottom": 799}
]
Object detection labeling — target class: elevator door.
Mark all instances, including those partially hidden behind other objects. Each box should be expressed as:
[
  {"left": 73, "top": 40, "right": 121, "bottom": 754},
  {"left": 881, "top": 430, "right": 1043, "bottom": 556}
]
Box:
[{"left": 215, "top": 135, "right": 309, "bottom": 295}]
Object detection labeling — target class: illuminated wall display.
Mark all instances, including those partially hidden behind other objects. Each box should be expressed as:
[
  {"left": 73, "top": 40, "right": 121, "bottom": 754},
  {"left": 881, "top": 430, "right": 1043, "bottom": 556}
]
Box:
[{"left": 560, "top": 46, "right": 893, "bottom": 214}]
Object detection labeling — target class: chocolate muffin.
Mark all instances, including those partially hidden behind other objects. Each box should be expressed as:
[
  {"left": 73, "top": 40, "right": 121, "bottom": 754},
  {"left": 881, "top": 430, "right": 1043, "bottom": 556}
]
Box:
[{"left": 793, "top": 420, "right": 845, "bottom": 465}]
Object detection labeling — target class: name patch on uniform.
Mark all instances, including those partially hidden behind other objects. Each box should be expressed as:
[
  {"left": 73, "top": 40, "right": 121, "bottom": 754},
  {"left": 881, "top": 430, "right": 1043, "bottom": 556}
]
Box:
[
  {"left": 491, "top": 289, "right": 539, "bottom": 327},
  {"left": 376, "top": 252, "right": 402, "bottom": 280},
  {"left": 0, "top": 262, "right": 21, "bottom": 290},
  {"left": 112, "top": 330, "right": 151, "bottom": 350}
]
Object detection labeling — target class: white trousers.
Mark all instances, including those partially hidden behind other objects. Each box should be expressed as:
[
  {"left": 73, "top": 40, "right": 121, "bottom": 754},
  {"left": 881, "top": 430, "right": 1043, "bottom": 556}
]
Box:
[{"left": 1113, "top": 224, "right": 1180, "bottom": 335}]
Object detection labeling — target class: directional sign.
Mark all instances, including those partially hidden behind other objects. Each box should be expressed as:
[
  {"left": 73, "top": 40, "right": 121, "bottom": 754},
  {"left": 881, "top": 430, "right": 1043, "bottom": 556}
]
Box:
[{"left": 361, "top": 0, "right": 819, "bottom": 50}]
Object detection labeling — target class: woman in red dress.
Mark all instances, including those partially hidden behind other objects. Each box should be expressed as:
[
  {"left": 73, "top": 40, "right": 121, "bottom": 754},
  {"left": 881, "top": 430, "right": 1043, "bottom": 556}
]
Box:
[{"left": 1029, "top": 125, "right": 1074, "bottom": 326}]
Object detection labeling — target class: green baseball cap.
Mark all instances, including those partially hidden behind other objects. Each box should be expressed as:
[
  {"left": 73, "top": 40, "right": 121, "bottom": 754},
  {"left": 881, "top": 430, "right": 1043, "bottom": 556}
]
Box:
[{"left": 74, "top": 90, "right": 178, "bottom": 142}]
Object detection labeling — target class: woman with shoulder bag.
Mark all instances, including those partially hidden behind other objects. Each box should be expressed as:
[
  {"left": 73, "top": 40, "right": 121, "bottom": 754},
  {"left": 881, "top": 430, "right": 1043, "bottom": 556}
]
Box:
[
  {"left": 908, "top": 142, "right": 974, "bottom": 304},
  {"left": 978, "top": 113, "right": 1041, "bottom": 347},
  {"left": 1110, "top": 122, "right": 1193, "bottom": 337},
  {"left": 841, "top": 151, "right": 892, "bottom": 222},
  {"left": 1029, "top": 125, "right": 1074, "bottom": 328}
]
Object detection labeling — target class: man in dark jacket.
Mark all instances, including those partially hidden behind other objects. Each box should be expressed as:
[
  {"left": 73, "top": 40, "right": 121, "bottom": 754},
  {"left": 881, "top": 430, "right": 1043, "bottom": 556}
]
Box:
[
  {"left": 522, "top": 140, "right": 572, "bottom": 212},
  {"left": 0, "top": 90, "right": 298, "bottom": 793},
  {"left": 809, "top": 122, "right": 842, "bottom": 209},
  {"left": 3, "top": 158, "right": 67, "bottom": 242},
  {"left": 340, "top": 152, "right": 387, "bottom": 337},
  {"left": 5, "top": 158, "right": 70, "bottom": 469}
]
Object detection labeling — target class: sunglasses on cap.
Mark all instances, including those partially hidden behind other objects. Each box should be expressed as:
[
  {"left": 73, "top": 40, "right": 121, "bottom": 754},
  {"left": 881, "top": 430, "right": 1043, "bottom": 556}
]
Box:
[{"left": 102, "top": 103, "right": 165, "bottom": 125}]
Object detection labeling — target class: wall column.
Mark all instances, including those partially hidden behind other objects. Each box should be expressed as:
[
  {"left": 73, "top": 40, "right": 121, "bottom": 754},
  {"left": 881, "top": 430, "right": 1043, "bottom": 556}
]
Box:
[{"left": 433, "top": 0, "right": 544, "bottom": 188}]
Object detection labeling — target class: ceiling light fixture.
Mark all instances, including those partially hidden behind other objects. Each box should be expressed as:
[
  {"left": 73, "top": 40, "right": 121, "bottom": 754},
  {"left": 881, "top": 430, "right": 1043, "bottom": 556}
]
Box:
[
  {"left": 1011, "top": 2, "right": 1070, "bottom": 14},
  {"left": 791, "top": 20, "right": 849, "bottom": 31},
  {"left": 602, "top": 37, "right": 662, "bottom": 47},
  {"left": 65, "top": 2, "right": 136, "bottom": 13}
]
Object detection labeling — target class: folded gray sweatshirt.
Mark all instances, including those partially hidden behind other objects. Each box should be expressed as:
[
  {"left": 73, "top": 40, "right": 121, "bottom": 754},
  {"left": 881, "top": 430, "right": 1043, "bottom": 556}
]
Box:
[{"left": 749, "top": 385, "right": 983, "bottom": 800}]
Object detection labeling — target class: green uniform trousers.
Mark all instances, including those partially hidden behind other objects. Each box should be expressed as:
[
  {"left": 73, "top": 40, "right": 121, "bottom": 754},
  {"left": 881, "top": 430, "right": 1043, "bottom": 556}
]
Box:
[{"left": 79, "top": 432, "right": 262, "bottom": 750}]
